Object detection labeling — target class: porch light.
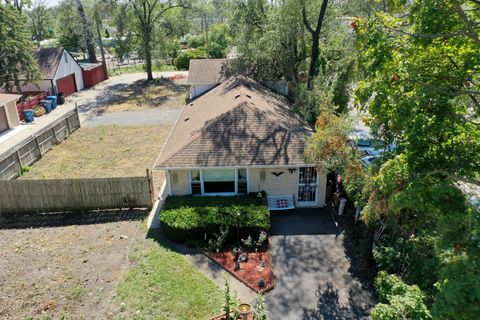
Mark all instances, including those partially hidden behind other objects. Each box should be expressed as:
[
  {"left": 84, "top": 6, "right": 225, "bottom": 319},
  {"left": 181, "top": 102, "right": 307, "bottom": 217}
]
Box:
[{"left": 288, "top": 168, "right": 297, "bottom": 173}]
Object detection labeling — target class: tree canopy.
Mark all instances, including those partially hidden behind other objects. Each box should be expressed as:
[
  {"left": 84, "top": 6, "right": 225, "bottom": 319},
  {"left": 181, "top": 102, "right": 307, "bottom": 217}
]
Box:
[{"left": 0, "top": 3, "right": 40, "bottom": 92}]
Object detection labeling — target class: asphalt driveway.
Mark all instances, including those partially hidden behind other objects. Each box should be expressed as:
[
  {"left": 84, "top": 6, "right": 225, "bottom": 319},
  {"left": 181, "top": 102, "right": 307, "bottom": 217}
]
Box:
[{"left": 266, "top": 210, "right": 375, "bottom": 319}]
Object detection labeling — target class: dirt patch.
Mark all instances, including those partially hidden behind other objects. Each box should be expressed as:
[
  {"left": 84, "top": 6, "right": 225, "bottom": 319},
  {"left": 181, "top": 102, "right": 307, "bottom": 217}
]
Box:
[
  {"left": 104, "top": 78, "right": 188, "bottom": 113},
  {"left": 207, "top": 249, "right": 275, "bottom": 294},
  {"left": 0, "top": 214, "right": 144, "bottom": 319}
]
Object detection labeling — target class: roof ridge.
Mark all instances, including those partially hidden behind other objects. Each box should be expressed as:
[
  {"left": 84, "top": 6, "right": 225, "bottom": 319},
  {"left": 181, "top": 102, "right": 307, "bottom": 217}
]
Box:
[{"left": 156, "top": 101, "right": 249, "bottom": 167}]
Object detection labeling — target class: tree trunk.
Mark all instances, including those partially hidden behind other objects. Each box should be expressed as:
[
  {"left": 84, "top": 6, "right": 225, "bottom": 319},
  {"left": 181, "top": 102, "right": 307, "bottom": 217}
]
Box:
[
  {"left": 95, "top": 14, "right": 108, "bottom": 79},
  {"left": 144, "top": 31, "right": 153, "bottom": 81},
  {"left": 75, "top": 0, "right": 97, "bottom": 63},
  {"left": 307, "top": 35, "right": 320, "bottom": 89},
  {"left": 302, "top": 0, "right": 329, "bottom": 90}
]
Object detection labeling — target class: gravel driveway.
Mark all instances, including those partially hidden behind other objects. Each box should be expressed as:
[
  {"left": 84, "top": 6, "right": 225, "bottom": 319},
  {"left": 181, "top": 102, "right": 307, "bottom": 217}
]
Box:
[{"left": 266, "top": 210, "right": 375, "bottom": 320}]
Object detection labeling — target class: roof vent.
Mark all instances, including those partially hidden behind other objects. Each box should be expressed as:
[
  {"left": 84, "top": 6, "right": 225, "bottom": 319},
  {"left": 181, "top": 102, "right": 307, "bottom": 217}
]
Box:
[
  {"left": 246, "top": 94, "right": 251, "bottom": 99},
  {"left": 234, "top": 94, "right": 241, "bottom": 99},
  {"left": 184, "top": 117, "right": 190, "bottom": 122},
  {"left": 189, "top": 103, "right": 194, "bottom": 107}
]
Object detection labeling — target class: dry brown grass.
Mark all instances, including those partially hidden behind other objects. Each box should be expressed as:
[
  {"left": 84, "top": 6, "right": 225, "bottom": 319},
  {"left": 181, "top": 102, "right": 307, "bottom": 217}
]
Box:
[
  {"left": 21, "top": 125, "right": 170, "bottom": 181},
  {"left": 105, "top": 78, "right": 188, "bottom": 113}
]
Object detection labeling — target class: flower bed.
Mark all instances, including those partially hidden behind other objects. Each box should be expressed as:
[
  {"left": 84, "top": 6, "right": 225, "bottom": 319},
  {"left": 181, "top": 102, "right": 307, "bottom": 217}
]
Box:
[{"left": 206, "top": 248, "right": 275, "bottom": 294}]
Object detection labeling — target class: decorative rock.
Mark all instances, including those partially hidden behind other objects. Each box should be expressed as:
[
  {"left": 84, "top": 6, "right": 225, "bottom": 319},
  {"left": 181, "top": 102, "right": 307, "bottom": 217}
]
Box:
[{"left": 257, "top": 278, "right": 266, "bottom": 288}]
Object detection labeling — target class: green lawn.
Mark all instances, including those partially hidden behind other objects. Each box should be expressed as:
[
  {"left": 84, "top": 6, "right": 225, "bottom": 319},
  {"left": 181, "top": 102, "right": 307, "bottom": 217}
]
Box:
[{"left": 114, "top": 233, "right": 224, "bottom": 319}]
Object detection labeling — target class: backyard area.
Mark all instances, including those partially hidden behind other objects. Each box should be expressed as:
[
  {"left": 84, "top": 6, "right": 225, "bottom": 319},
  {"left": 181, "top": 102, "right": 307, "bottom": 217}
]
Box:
[
  {"left": 20, "top": 125, "right": 170, "bottom": 179},
  {"left": 0, "top": 214, "right": 225, "bottom": 319},
  {"left": 102, "top": 77, "right": 188, "bottom": 113}
]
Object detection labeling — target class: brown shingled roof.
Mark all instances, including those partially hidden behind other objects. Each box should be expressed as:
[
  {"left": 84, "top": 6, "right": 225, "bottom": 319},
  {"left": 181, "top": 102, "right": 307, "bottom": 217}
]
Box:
[
  {"left": 19, "top": 48, "right": 64, "bottom": 80},
  {"left": 187, "top": 59, "right": 229, "bottom": 85},
  {"left": 155, "top": 76, "right": 313, "bottom": 169}
]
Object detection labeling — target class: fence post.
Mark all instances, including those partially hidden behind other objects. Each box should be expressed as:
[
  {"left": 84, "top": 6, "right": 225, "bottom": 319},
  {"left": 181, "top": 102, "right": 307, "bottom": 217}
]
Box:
[
  {"left": 75, "top": 103, "right": 81, "bottom": 127},
  {"left": 52, "top": 127, "right": 58, "bottom": 143},
  {"left": 35, "top": 136, "right": 43, "bottom": 158},
  {"left": 15, "top": 150, "right": 23, "bottom": 176},
  {"left": 66, "top": 116, "right": 71, "bottom": 134},
  {"left": 147, "top": 168, "right": 155, "bottom": 204}
]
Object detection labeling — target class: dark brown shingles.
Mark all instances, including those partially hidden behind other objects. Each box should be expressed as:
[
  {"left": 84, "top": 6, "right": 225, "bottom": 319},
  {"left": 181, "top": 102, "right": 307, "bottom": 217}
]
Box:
[
  {"left": 155, "top": 76, "right": 313, "bottom": 168},
  {"left": 187, "top": 59, "right": 229, "bottom": 85}
]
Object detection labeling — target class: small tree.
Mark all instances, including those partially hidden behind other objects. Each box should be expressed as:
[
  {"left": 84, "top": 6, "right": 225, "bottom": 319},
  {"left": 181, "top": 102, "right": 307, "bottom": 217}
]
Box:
[
  {"left": 253, "top": 294, "right": 268, "bottom": 320},
  {"left": 223, "top": 274, "right": 240, "bottom": 320}
]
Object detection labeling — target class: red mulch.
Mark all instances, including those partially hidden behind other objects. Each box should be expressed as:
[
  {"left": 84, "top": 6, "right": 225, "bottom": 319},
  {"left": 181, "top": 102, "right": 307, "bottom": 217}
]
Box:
[
  {"left": 169, "top": 74, "right": 186, "bottom": 81},
  {"left": 206, "top": 249, "right": 275, "bottom": 293},
  {"left": 210, "top": 313, "right": 253, "bottom": 320}
]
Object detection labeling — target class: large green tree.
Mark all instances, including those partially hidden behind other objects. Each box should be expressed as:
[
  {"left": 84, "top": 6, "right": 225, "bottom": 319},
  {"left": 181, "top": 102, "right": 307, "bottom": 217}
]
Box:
[
  {"left": 0, "top": 3, "right": 40, "bottom": 92},
  {"left": 353, "top": 0, "right": 480, "bottom": 318},
  {"left": 126, "top": 0, "right": 190, "bottom": 80}
]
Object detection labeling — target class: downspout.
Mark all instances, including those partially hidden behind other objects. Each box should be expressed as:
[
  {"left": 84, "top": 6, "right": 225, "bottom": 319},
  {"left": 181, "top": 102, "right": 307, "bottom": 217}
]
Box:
[{"left": 51, "top": 79, "right": 56, "bottom": 96}]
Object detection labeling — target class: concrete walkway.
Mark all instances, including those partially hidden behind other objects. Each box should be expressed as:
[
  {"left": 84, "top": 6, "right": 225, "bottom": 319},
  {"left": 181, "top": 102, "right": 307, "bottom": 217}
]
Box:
[{"left": 266, "top": 211, "right": 375, "bottom": 320}]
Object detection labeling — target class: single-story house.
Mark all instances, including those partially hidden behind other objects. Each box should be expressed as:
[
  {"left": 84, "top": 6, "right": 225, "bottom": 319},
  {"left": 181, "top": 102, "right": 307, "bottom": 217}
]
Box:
[
  {"left": 0, "top": 94, "right": 21, "bottom": 134},
  {"left": 16, "top": 48, "right": 84, "bottom": 97},
  {"left": 155, "top": 75, "right": 326, "bottom": 208},
  {"left": 188, "top": 58, "right": 229, "bottom": 99}
]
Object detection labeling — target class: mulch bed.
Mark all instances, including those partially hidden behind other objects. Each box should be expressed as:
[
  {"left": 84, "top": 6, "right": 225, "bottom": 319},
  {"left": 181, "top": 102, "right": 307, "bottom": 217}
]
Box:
[
  {"left": 210, "top": 313, "right": 253, "bottom": 320},
  {"left": 205, "top": 248, "right": 275, "bottom": 294}
]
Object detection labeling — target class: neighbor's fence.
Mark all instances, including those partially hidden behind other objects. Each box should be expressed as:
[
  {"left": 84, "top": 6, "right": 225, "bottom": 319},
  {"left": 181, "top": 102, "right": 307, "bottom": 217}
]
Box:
[
  {"left": 0, "top": 175, "right": 153, "bottom": 215},
  {"left": 0, "top": 108, "right": 81, "bottom": 180}
]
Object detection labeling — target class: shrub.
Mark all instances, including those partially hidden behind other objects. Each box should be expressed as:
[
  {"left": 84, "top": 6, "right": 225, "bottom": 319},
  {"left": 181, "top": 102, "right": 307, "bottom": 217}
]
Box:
[
  {"left": 160, "top": 196, "right": 269, "bottom": 243},
  {"left": 174, "top": 48, "right": 208, "bottom": 70},
  {"left": 371, "top": 271, "right": 431, "bottom": 320},
  {"left": 374, "top": 236, "right": 439, "bottom": 301}
]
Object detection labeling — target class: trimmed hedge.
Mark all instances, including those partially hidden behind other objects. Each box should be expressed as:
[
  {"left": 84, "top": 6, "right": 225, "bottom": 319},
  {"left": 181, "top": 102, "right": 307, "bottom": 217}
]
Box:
[{"left": 160, "top": 196, "right": 270, "bottom": 243}]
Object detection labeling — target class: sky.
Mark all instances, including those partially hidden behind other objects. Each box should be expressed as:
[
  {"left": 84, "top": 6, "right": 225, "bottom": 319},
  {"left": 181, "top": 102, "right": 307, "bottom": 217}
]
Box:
[{"left": 40, "top": 0, "right": 60, "bottom": 7}]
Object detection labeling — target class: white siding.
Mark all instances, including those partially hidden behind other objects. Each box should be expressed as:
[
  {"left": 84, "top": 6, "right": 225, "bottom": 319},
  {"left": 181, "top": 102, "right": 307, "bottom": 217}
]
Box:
[
  {"left": 190, "top": 84, "right": 216, "bottom": 99},
  {"left": 54, "top": 51, "right": 84, "bottom": 91},
  {"left": 0, "top": 80, "right": 53, "bottom": 94}
]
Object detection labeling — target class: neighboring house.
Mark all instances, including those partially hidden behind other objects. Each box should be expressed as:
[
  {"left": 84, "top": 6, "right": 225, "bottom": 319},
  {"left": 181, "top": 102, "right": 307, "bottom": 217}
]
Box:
[
  {"left": 188, "top": 59, "right": 229, "bottom": 99},
  {"left": 188, "top": 58, "right": 289, "bottom": 100},
  {"left": 0, "top": 94, "right": 21, "bottom": 134},
  {"left": 17, "top": 48, "right": 84, "bottom": 97},
  {"left": 155, "top": 75, "right": 327, "bottom": 208}
]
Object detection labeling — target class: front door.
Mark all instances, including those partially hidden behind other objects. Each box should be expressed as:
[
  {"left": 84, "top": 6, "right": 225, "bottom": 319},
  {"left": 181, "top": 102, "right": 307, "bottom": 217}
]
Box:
[{"left": 297, "top": 167, "right": 318, "bottom": 207}]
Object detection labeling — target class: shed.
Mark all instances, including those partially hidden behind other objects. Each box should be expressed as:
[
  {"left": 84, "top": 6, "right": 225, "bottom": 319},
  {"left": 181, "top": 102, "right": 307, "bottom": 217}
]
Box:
[
  {"left": 17, "top": 48, "right": 84, "bottom": 97},
  {"left": 0, "top": 94, "right": 21, "bottom": 134}
]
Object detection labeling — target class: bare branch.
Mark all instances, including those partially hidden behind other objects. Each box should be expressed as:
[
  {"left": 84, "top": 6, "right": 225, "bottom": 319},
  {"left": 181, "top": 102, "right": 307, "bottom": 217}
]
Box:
[{"left": 453, "top": 0, "right": 480, "bottom": 47}]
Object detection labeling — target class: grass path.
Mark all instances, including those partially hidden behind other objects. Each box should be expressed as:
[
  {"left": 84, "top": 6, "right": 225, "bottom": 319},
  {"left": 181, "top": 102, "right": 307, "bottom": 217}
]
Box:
[{"left": 114, "top": 233, "right": 224, "bottom": 319}]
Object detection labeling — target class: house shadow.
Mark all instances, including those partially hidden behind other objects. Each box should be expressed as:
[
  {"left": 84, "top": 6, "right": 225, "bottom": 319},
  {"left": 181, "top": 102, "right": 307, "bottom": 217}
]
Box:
[
  {"left": 270, "top": 208, "right": 342, "bottom": 236},
  {"left": 146, "top": 227, "right": 198, "bottom": 256},
  {"left": 301, "top": 282, "right": 373, "bottom": 320},
  {"left": 0, "top": 209, "right": 148, "bottom": 229}
]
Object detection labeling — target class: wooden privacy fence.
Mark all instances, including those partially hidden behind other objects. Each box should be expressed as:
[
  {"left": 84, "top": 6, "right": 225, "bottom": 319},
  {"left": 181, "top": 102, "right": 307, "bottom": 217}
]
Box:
[
  {"left": 0, "top": 108, "right": 80, "bottom": 180},
  {"left": 0, "top": 175, "right": 153, "bottom": 215}
]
